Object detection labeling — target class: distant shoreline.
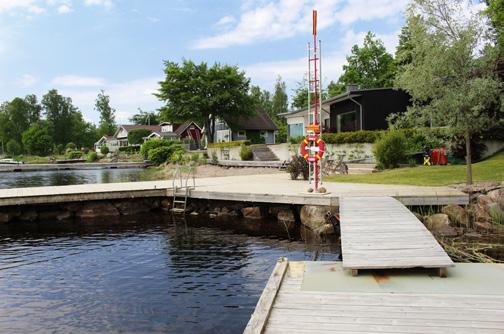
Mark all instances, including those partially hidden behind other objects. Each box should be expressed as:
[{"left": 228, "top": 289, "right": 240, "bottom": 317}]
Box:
[{"left": 0, "top": 162, "right": 150, "bottom": 172}]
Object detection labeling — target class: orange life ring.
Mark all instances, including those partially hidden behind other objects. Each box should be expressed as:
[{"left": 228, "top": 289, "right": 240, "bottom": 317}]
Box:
[{"left": 300, "top": 135, "right": 325, "bottom": 162}]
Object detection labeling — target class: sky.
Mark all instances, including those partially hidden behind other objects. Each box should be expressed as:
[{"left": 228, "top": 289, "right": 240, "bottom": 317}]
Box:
[{"left": 0, "top": 0, "right": 445, "bottom": 125}]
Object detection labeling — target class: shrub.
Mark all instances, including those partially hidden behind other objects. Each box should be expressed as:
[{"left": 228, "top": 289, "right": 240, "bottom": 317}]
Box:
[
  {"left": 322, "top": 130, "right": 382, "bottom": 144},
  {"left": 191, "top": 153, "right": 201, "bottom": 164},
  {"left": 6, "top": 139, "right": 22, "bottom": 155},
  {"left": 240, "top": 144, "right": 253, "bottom": 161},
  {"left": 100, "top": 145, "right": 109, "bottom": 155},
  {"left": 246, "top": 131, "right": 266, "bottom": 144},
  {"left": 288, "top": 136, "right": 305, "bottom": 145},
  {"left": 287, "top": 155, "right": 309, "bottom": 180},
  {"left": 148, "top": 146, "right": 172, "bottom": 165},
  {"left": 118, "top": 146, "right": 140, "bottom": 154},
  {"left": 22, "top": 123, "right": 53, "bottom": 156},
  {"left": 128, "top": 129, "right": 152, "bottom": 145},
  {"left": 87, "top": 152, "right": 98, "bottom": 162},
  {"left": 373, "top": 130, "right": 408, "bottom": 169},
  {"left": 66, "top": 142, "right": 76, "bottom": 150},
  {"left": 170, "top": 151, "right": 188, "bottom": 164},
  {"left": 207, "top": 140, "right": 249, "bottom": 149},
  {"left": 55, "top": 144, "right": 65, "bottom": 155},
  {"left": 67, "top": 150, "right": 83, "bottom": 159},
  {"left": 449, "top": 134, "right": 487, "bottom": 163},
  {"left": 140, "top": 139, "right": 181, "bottom": 158},
  {"left": 489, "top": 205, "right": 504, "bottom": 225}
]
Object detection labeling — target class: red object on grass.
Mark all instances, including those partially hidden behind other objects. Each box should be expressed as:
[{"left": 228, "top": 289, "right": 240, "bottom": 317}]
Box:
[{"left": 430, "top": 148, "right": 448, "bottom": 165}]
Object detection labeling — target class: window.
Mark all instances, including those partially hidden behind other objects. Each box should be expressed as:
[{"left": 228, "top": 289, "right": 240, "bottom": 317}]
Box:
[
  {"left": 337, "top": 111, "right": 357, "bottom": 132},
  {"left": 238, "top": 130, "right": 246, "bottom": 137},
  {"left": 288, "top": 123, "right": 304, "bottom": 137}
]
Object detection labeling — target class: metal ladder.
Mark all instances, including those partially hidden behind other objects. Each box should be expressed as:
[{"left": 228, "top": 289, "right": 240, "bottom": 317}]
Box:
[{"left": 171, "top": 164, "right": 196, "bottom": 214}]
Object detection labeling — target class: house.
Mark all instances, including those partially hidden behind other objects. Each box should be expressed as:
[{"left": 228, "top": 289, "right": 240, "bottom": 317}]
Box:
[
  {"left": 94, "top": 121, "right": 202, "bottom": 152},
  {"left": 281, "top": 86, "right": 411, "bottom": 136},
  {"left": 214, "top": 109, "right": 277, "bottom": 144}
]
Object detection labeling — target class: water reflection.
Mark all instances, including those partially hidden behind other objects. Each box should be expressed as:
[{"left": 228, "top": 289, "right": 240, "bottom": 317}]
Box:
[
  {"left": 0, "top": 214, "right": 338, "bottom": 333},
  {"left": 0, "top": 168, "right": 162, "bottom": 189}
]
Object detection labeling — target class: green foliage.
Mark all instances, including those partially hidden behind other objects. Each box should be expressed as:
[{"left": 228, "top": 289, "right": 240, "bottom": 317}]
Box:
[
  {"left": 147, "top": 144, "right": 185, "bottom": 165},
  {"left": 22, "top": 123, "right": 53, "bottom": 156},
  {"left": 66, "top": 142, "right": 76, "bottom": 150},
  {"left": 322, "top": 130, "right": 382, "bottom": 144},
  {"left": 287, "top": 155, "right": 309, "bottom": 180},
  {"left": 87, "top": 152, "right": 98, "bottom": 162},
  {"left": 449, "top": 135, "right": 487, "bottom": 163},
  {"left": 288, "top": 136, "right": 305, "bottom": 145},
  {"left": 6, "top": 139, "right": 22, "bottom": 155},
  {"left": 485, "top": 0, "right": 504, "bottom": 55},
  {"left": 100, "top": 145, "right": 109, "bottom": 155},
  {"left": 128, "top": 128, "right": 152, "bottom": 145},
  {"left": 118, "top": 146, "right": 140, "bottom": 154},
  {"left": 54, "top": 144, "right": 65, "bottom": 155},
  {"left": 66, "top": 150, "right": 83, "bottom": 159},
  {"left": 129, "top": 109, "right": 160, "bottom": 125},
  {"left": 239, "top": 144, "right": 253, "bottom": 161},
  {"left": 211, "top": 151, "right": 218, "bottom": 164},
  {"left": 207, "top": 140, "right": 249, "bottom": 148},
  {"left": 156, "top": 60, "right": 254, "bottom": 143},
  {"left": 96, "top": 90, "right": 116, "bottom": 136},
  {"left": 190, "top": 153, "right": 201, "bottom": 164},
  {"left": 373, "top": 131, "right": 408, "bottom": 169},
  {"left": 334, "top": 32, "right": 396, "bottom": 92},
  {"left": 489, "top": 205, "right": 504, "bottom": 225},
  {"left": 140, "top": 139, "right": 179, "bottom": 158},
  {"left": 246, "top": 131, "right": 265, "bottom": 144}
]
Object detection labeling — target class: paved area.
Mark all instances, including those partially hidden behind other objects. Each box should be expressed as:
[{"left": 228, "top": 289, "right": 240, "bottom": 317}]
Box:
[{"left": 0, "top": 173, "right": 468, "bottom": 207}]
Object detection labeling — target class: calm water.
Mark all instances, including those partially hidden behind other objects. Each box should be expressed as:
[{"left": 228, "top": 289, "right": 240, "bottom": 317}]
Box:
[
  {"left": 0, "top": 168, "right": 162, "bottom": 189},
  {"left": 0, "top": 215, "right": 338, "bottom": 333}
]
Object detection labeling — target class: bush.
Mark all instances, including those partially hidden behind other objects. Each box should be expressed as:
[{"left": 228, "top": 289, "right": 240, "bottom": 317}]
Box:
[
  {"left": 191, "top": 153, "right": 201, "bottom": 164},
  {"left": 118, "top": 146, "right": 140, "bottom": 154},
  {"left": 240, "top": 144, "right": 253, "bottom": 161},
  {"left": 22, "top": 123, "right": 53, "bottom": 156},
  {"left": 67, "top": 150, "right": 83, "bottom": 159},
  {"left": 373, "top": 131, "right": 408, "bottom": 169},
  {"left": 128, "top": 128, "right": 152, "bottom": 145},
  {"left": 6, "top": 139, "right": 22, "bottom": 155},
  {"left": 288, "top": 136, "right": 305, "bottom": 145},
  {"left": 449, "top": 134, "right": 487, "bottom": 163},
  {"left": 55, "top": 144, "right": 65, "bottom": 155},
  {"left": 246, "top": 131, "right": 266, "bottom": 144},
  {"left": 100, "top": 145, "right": 109, "bottom": 155},
  {"left": 140, "top": 139, "right": 181, "bottom": 158},
  {"left": 207, "top": 140, "right": 249, "bottom": 149},
  {"left": 287, "top": 155, "right": 309, "bottom": 180},
  {"left": 211, "top": 151, "right": 218, "bottom": 164},
  {"left": 66, "top": 142, "right": 76, "bottom": 150},
  {"left": 322, "top": 130, "right": 382, "bottom": 144},
  {"left": 148, "top": 146, "right": 172, "bottom": 165},
  {"left": 87, "top": 152, "right": 98, "bottom": 162}
]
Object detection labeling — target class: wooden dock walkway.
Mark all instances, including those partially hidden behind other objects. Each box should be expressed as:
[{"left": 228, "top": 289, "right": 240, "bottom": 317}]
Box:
[
  {"left": 245, "top": 260, "right": 504, "bottom": 334},
  {"left": 340, "top": 196, "right": 454, "bottom": 276}
]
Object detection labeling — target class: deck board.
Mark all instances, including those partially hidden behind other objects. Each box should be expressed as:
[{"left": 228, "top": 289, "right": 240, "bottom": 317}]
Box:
[{"left": 340, "top": 196, "right": 454, "bottom": 271}]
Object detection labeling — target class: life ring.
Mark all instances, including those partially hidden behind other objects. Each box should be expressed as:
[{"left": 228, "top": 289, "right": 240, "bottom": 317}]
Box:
[{"left": 300, "top": 135, "right": 325, "bottom": 162}]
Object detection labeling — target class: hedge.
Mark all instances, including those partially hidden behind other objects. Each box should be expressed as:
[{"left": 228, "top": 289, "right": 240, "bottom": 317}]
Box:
[
  {"left": 118, "top": 146, "right": 140, "bottom": 154},
  {"left": 322, "top": 130, "right": 382, "bottom": 144},
  {"left": 207, "top": 140, "right": 249, "bottom": 149}
]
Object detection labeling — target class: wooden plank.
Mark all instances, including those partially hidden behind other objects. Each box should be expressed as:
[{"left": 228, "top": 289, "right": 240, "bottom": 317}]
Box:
[
  {"left": 340, "top": 196, "right": 454, "bottom": 271},
  {"left": 244, "top": 257, "right": 289, "bottom": 334}
]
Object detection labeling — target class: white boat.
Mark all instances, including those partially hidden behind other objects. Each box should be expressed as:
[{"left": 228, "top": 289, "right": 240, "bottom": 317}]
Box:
[{"left": 0, "top": 158, "right": 24, "bottom": 165}]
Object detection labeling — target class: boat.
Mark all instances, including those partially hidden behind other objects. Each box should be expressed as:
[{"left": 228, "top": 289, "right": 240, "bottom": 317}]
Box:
[{"left": 0, "top": 158, "right": 24, "bottom": 165}]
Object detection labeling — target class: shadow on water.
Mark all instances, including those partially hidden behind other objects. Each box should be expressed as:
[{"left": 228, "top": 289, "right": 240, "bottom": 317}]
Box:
[
  {"left": 0, "top": 213, "right": 339, "bottom": 333},
  {"left": 0, "top": 168, "right": 162, "bottom": 189}
]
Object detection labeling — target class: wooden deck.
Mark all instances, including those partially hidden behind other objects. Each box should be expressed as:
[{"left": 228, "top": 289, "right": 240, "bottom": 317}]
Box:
[
  {"left": 340, "top": 196, "right": 454, "bottom": 276},
  {"left": 245, "top": 260, "right": 504, "bottom": 334}
]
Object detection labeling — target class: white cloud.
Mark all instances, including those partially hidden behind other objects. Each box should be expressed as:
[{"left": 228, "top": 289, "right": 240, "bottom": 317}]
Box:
[
  {"left": 51, "top": 75, "right": 106, "bottom": 87},
  {"left": 57, "top": 3, "right": 71, "bottom": 14},
  {"left": 84, "top": 0, "right": 112, "bottom": 8},
  {"left": 193, "top": 0, "right": 409, "bottom": 49},
  {"left": 17, "top": 74, "right": 37, "bottom": 87},
  {"left": 0, "top": 0, "right": 45, "bottom": 14}
]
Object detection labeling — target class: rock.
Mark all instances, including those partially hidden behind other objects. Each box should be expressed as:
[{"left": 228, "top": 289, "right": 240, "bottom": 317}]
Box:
[
  {"left": 56, "top": 211, "right": 73, "bottom": 221},
  {"left": 425, "top": 214, "right": 458, "bottom": 237},
  {"left": 307, "top": 187, "right": 314, "bottom": 193},
  {"left": 209, "top": 213, "right": 217, "bottom": 219},
  {"left": 477, "top": 195, "right": 494, "bottom": 212},
  {"left": 470, "top": 203, "right": 492, "bottom": 223},
  {"left": 300, "top": 205, "right": 332, "bottom": 231},
  {"left": 474, "top": 221, "right": 492, "bottom": 231},
  {"left": 19, "top": 210, "right": 37, "bottom": 222},
  {"left": 38, "top": 211, "right": 63, "bottom": 221},
  {"left": 318, "top": 187, "right": 327, "bottom": 193},
  {"left": 189, "top": 211, "right": 199, "bottom": 216},
  {"left": 160, "top": 199, "right": 172, "bottom": 212},
  {"left": 277, "top": 209, "right": 295, "bottom": 224},
  {"left": 62, "top": 203, "right": 82, "bottom": 212},
  {"left": 441, "top": 204, "right": 469, "bottom": 227},
  {"left": 0, "top": 213, "right": 11, "bottom": 224},
  {"left": 314, "top": 223, "right": 335, "bottom": 235},
  {"left": 269, "top": 206, "right": 289, "bottom": 216},
  {"left": 114, "top": 201, "right": 151, "bottom": 215},
  {"left": 241, "top": 207, "right": 262, "bottom": 219},
  {"left": 464, "top": 231, "right": 482, "bottom": 239},
  {"left": 487, "top": 189, "right": 501, "bottom": 202},
  {"left": 76, "top": 202, "right": 119, "bottom": 220}
]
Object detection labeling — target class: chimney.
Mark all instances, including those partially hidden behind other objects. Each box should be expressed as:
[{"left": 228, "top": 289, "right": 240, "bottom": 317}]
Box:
[{"left": 346, "top": 84, "right": 359, "bottom": 92}]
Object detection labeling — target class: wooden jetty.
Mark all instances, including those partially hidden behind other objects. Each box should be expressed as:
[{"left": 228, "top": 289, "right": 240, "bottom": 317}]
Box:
[
  {"left": 340, "top": 196, "right": 454, "bottom": 277},
  {"left": 245, "top": 259, "right": 504, "bottom": 334}
]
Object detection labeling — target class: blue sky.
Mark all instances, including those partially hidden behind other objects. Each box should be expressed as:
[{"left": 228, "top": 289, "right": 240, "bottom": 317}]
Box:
[{"left": 1, "top": 0, "right": 419, "bottom": 124}]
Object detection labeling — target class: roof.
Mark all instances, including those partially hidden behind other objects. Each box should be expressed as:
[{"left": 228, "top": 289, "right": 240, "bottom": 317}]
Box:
[
  {"left": 121, "top": 124, "right": 162, "bottom": 132},
  {"left": 225, "top": 109, "right": 277, "bottom": 131},
  {"left": 175, "top": 120, "right": 202, "bottom": 135}
]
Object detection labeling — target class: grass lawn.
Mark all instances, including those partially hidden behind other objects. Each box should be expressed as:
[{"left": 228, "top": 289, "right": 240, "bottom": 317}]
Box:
[{"left": 325, "top": 152, "right": 504, "bottom": 186}]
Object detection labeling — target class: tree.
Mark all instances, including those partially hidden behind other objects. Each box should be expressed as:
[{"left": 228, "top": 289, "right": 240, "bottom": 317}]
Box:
[
  {"left": 95, "top": 90, "right": 116, "bottom": 136},
  {"left": 6, "top": 139, "right": 22, "bottom": 156},
  {"left": 130, "top": 108, "right": 160, "bottom": 125},
  {"left": 22, "top": 122, "right": 53, "bottom": 156},
  {"left": 250, "top": 85, "right": 272, "bottom": 115},
  {"left": 156, "top": 60, "right": 254, "bottom": 143},
  {"left": 333, "top": 32, "right": 396, "bottom": 92},
  {"left": 395, "top": 24, "right": 415, "bottom": 68},
  {"left": 271, "top": 77, "right": 289, "bottom": 142},
  {"left": 395, "top": 0, "right": 502, "bottom": 185},
  {"left": 128, "top": 128, "right": 152, "bottom": 145},
  {"left": 42, "top": 89, "right": 77, "bottom": 146},
  {"left": 484, "top": 0, "right": 504, "bottom": 55}
]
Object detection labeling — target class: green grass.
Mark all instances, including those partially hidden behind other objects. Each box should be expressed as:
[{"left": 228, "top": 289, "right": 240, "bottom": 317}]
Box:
[{"left": 325, "top": 152, "right": 504, "bottom": 186}]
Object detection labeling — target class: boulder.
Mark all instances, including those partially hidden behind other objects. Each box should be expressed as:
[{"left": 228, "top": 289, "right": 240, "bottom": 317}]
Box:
[
  {"left": 477, "top": 195, "right": 494, "bottom": 213},
  {"left": 56, "top": 211, "right": 73, "bottom": 221},
  {"left": 114, "top": 201, "right": 152, "bottom": 215},
  {"left": 425, "top": 214, "right": 458, "bottom": 237},
  {"left": 487, "top": 189, "right": 501, "bottom": 202},
  {"left": 76, "top": 202, "right": 119, "bottom": 220},
  {"left": 441, "top": 204, "right": 469, "bottom": 227},
  {"left": 241, "top": 207, "right": 262, "bottom": 219},
  {"left": 470, "top": 203, "right": 492, "bottom": 223},
  {"left": 160, "top": 199, "right": 172, "bottom": 212},
  {"left": 314, "top": 223, "right": 335, "bottom": 235},
  {"left": 19, "top": 210, "right": 37, "bottom": 222},
  {"left": 38, "top": 211, "right": 63, "bottom": 221},
  {"left": 474, "top": 221, "right": 492, "bottom": 232},
  {"left": 413, "top": 212, "right": 424, "bottom": 223},
  {"left": 277, "top": 209, "right": 295, "bottom": 224},
  {"left": 300, "top": 205, "right": 332, "bottom": 231},
  {"left": 0, "top": 213, "right": 11, "bottom": 224},
  {"left": 269, "top": 206, "right": 290, "bottom": 216}
]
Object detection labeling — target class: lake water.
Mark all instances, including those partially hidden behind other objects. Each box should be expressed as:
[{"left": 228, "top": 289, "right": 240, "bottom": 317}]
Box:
[
  {"left": 0, "top": 215, "right": 338, "bottom": 333},
  {"left": 0, "top": 168, "right": 161, "bottom": 189}
]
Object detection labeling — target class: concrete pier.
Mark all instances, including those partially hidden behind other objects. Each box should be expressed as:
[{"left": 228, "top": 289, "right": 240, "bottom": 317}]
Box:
[{"left": 0, "top": 161, "right": 149, "bottom": 172}]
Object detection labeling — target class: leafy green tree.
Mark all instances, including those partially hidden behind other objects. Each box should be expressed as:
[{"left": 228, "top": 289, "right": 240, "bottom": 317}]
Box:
[
  {"left": 395, "top": 24, "right": 414, "bottom": 68},
  {"left": 95, "top": 90, "right": 116, "bottom": 136},
  {"left": 484, "top": 0, "right": 504, "bottom": 55},
  {"left": 42, "top": 89, "right": 77, "bottom": 146},
  {"left": 291, "top": 78, "right": 310, "bottom": 110},
  {"left": 128, "top": 128, "right": 152, "bottom": 145},
  {"left": 250, "top": 85, "right": 272, "bottom": 114},
  {"left": 271, "top": 77, "right": 289, "bottom": 142},
  {"left": 24, "top": 94, "right": 42, "bottom": 125},
  {"left": 70, "top": 112, "right": 99, "bottom": 149},
  {"left": 395, "top": 0, "right": 502, "bottom": 184},
  {"left": 333, "top": 32, "right": 396, "bottom": 93},
  {"left": 6, "top": 139, "right": 22, "bottom": 156},
  {"left": 22, "top": 122, "right": 53, "bottom": 156},
  {"left": 0, "top": 96, "right": 41, "bottom": 147},
  {"left": 156, "top": 60, "right": 254, "bottom": 143},
  {"left": 130, "top": 108, "right": 160, "bottom": 125}
]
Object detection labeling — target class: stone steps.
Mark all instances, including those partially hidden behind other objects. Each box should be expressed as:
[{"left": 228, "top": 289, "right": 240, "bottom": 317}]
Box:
[{"left": 252, "top": 145, "right": 279, "bottom": 161}]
